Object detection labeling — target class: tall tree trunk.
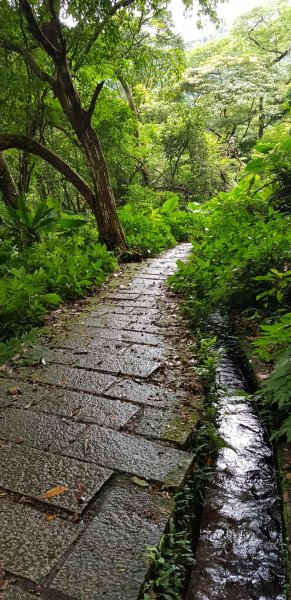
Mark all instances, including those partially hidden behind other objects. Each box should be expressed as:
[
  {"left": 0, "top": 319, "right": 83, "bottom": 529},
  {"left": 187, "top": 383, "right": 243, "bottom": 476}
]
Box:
[
  {"left": 0, "top": 152, "right": 18, "bottom": 208},
  {"left": 81, "top": 126, "right": 127, "bottom": 249},
  {"left": 258, "top": 96, "right": 265, "bottom": 139},
  {"left": 118, "top": 76, "right": 150, "bottom": 186},
  {"left": 54, "top": 68, "right": 127, "bottom": 249},
  {"left": 3, "top": 1, "right": 128, "bottom": 250}
]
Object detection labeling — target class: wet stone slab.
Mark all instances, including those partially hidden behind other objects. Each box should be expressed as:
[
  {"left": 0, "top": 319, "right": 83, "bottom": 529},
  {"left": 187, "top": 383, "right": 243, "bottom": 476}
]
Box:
[
  {"left": 33, "top": 388, "right": 139, "bottom": 427},
  {"left": 0, "top": 408, "right": 85, "bottom": 452},
  {"left": 99, "top": 292, "right": 141, "bottom": 301},
  {"left": 82, "top": 315, "right": 168, "bottom": 335},
  {"left": 66, "top": 424, "right": 193, "bottom": 486},
  {"left": 0, "top": 500, "right": 78, "bottom": 582},
  {"left": 0, "top": 378, "right": 51, "bottom": 410},
  {"left": 82, "top": 327, "right": 170, "bottom": 346},
  {"left": 106, "top": 378, "right": 186, "bottom": 408},
  {"left": 123, "top": 343, "right": 166, "bottom": 361},
  {"left": 0, "top": 443, "right": 112, "bottom": 513},
  {"left": 135, "top": 406, "right": 199, "bottom": 445},
  {"left": 74, "top": 353, "right": 161, "bottom": 378},
  {"left": 90, "top": 304, "right": 136, "bottom": 315},
  {"left": 0, "top": 588, "right": 37, "bottom": 600},
  {"left": 22, "top": 364, "right": 117, "bottom": 394},
  {"left": 50, "top": 483, "right": 173, "bottom": 600}
]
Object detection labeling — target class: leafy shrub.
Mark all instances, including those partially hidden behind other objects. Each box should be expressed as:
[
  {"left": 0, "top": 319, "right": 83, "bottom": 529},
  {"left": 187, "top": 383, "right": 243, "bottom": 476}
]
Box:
[
  {"left": 119, "top": 202, "right": 176, "bottom": 255},
  {"left": 1, "top": 197, "right": 87, "bottom": 248},
  {"left": 253, "top": 313, "right": 291, "bottom": 442},
  {"left": 169, "top": 150, "right": 291, "bottom": 441},
  {"left": 0, "top": 231, "right": 117, "bottom": 341}
]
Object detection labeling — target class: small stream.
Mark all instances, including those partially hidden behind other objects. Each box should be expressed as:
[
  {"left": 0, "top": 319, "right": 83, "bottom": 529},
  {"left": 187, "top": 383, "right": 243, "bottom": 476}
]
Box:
[{"left": 187, "top": 315, "right": 286, "bottom": 600}]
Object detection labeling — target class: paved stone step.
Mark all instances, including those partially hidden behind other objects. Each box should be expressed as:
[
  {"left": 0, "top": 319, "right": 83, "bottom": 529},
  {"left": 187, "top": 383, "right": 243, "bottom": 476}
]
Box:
[
  {"left": 33, "top": 387, "right": 139, "bottom": 426},
  {"left": 49, "top": 483, "right": 172, "bottom": 600},
  {"left": 106, "top": 378, "right": 187, "bottom": 408},
  {"left": 66, "top": 423, "right": 193, "bottom": 486},
  {"left": 0, "top": 243, "right": 195, "bottom": 599},
  {"left": 0, "top": 443, "right": 112, "bottom": 513},
  {"left": 13, "top": 364, "right": 117, "bottom": 394},
  {"left": 0, "top": 500, "right": 78, "bottom": 583},
  {"left": 0, "top": 407, "right": 85, "bottom": 452},
  {"left": 0, "top": 588, "right": 36, "bottom": 600}
]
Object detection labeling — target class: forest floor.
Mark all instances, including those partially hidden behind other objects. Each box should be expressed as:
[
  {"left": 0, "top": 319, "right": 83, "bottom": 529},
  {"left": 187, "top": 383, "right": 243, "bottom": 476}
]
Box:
[{"left": 0, "top": 243, "right": 203, "bottom": 600}]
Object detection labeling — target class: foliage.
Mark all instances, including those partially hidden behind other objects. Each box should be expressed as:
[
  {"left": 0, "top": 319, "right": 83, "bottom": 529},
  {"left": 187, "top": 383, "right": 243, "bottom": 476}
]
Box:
[
  {"left": 253, "top": 313, "right": 291, "bottom": 442},
  {"left": 143, "top": 518, "right": 194, "bottom": 600},
  {"left": 0, "top": 230, "right": 117, "bottom": 342},
  {"left": 169, "top": 130, "right": 291, "bottom": 441},
  {"left": 1, "top": 197, "right": 88, "bottom": 248}
]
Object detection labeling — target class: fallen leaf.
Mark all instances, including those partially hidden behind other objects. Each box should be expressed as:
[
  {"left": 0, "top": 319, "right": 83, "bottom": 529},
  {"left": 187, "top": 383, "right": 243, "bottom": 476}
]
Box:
[
  {"left": 286, "top": 473, "right": 291, "bottom": 481},
  {"left": 47, "top": 514, "right": 56, "bottom": 521},
  {"left": 74, "top": 481, "right": 86, "bottom": 502},
  {"left": 0, "top": 579, "right": 9, "bottom": 591},
  {"left": 131, "top": 476, "right": 150, "bottom": 488},
  {"left": 38, "top": 485, "right": 68, "bottom": 499},
  {"left": 7, "top": 386, "right": 22, "bottom": 396},
  {"left": 12, "top": 353, "right": 21, "bottom": 361},
  {"left": 84, "top": 438, "right": 89, "bottom": 455},
  {"left": 70, "top": 407, "right": 80, "bottom": 418}
]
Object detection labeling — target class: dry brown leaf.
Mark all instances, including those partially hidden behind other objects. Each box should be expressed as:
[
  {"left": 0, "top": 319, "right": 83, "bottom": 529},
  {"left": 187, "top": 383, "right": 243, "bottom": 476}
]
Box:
[
  {"left": 0, "top": 579, "right": 9, "bottom": 591},
  {"left": 47, "top": 514, "right": 57, "bottom": 521},
  {"left": 70, "top": 407, "right": 81, "bottom": 418},
  {"left": 84, "top": 438, "right": 89, "bottom": 454},
  {"left": 38, "top": 485, "right": 68, "bottom": 499},
  {"left": 286, "top": 473, "right": 291, "bottom": 481},
  {"left": 74, "top": 481, "right": 86, "bottom": 502}
]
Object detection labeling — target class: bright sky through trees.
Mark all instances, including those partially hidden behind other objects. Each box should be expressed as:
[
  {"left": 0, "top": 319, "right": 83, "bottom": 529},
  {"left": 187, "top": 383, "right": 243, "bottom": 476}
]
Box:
[{"left": 170, "top": 0, "right": 280, "bottom": 41}]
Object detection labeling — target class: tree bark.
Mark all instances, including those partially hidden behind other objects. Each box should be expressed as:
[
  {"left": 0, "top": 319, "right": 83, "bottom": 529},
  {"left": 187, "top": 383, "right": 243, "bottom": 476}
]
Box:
[
  {"left": 52, "top": 66, "right": 127, "bottom": 249},
  {"left": 0, "top": 151, "right": 19, "bottom": 208},
  {"left": 2, "top": 1, "right": 128, "bottom": 250},
  {"left": 0, "top": 135, "right": 95, "bottom": 206},
  {"left": 258, "top": 96, "right": 265, "bottom": 139}
]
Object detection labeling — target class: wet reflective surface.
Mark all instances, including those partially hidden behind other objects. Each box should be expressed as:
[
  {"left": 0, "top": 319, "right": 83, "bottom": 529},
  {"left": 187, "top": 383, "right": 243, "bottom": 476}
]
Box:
[{"left": 187, "top": 327, "right": 286, "bottom": 600}]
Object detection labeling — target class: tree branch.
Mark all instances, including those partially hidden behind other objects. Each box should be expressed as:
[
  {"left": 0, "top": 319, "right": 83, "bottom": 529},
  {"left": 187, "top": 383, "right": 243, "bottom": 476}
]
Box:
[
  {"left": 19, "top": 0, "right": 62, "bottom": 62},
  {"left": 0, "top": 39, "right": 54, "bottom": 84},
  {"left": 272, "top": 46, "right": 291, "bottom": 64},
  {"left": 0, "top": 135, "right": 95, "bottom": 207},
  {"left": 85, "top": 81, "right": 105, "bottom": 126},
  {"left": 75, "top": 0, "right": 136, "bottom": 70}
]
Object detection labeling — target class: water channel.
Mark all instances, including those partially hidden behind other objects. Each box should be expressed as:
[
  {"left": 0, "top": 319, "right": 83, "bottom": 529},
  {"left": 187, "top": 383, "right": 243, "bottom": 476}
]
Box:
[{"left": 187, "top": 315, "right": 286, "bottom": 600}]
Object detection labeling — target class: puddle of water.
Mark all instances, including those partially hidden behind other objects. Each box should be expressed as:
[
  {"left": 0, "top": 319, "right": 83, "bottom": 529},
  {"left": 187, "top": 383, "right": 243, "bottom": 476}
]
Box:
[{"left": 187, "top": 338, "right": 286, "bottom": 600}]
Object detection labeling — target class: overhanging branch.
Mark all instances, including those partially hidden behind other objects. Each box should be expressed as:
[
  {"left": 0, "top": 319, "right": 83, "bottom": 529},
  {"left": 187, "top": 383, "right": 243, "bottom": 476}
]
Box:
[
  {"left": 0, "top": 134, "right": 95, "bottom": 206},
  {"left": 0, "top": 39, "right": 54, "bottom": 84},
  {"left": 85, "top": 81, "right": 105, "bottom": 126},
  {"left": 75, "top": 0, "right": 136, "bottom": 70}
]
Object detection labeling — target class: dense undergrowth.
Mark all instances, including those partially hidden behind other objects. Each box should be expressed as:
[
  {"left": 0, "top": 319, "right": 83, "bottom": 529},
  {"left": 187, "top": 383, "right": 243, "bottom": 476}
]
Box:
[
  {"left": 169, "top": 133, "right": 291, "bottom": 443},
  {"left": 0, "top": 192, "right": 195, "bottom": 358}
]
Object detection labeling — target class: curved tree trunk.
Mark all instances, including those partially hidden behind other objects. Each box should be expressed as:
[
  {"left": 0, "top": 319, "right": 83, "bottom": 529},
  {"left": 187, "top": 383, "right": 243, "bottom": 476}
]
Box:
[
  {"left": 0, "top": 151, "right": 18, "bottom": 208},
  {"left": 80, "top": 127, "right": 127, "bottom": 249},
  {"left": 1, "top": 0, "right": 128, "bottom": 250}
]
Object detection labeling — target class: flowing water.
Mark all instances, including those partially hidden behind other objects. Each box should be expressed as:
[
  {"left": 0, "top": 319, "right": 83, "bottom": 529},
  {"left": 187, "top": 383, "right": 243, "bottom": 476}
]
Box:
[{"left": 187, "top": 316, "right": 286, "bottom": 600}]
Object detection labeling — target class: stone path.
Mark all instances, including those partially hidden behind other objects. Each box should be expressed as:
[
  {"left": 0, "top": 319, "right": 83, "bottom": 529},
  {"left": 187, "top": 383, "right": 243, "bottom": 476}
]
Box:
[{"left": 0, "top": 244, "right": 201, "bottom": 600}]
